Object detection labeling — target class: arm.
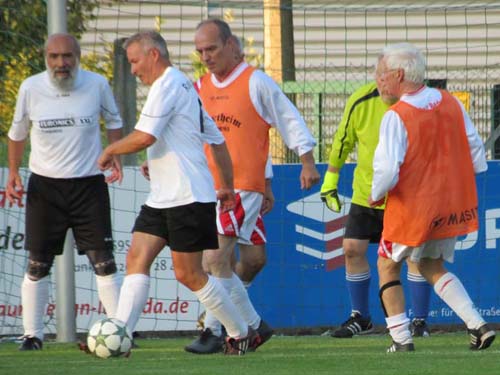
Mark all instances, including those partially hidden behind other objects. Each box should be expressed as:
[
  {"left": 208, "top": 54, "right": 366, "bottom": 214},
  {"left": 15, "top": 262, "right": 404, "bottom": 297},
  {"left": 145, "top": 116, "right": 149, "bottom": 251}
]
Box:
[
  {"left": 98, "top": 130, "right": 155, "bottom": 172},
  {"left": 6, "top": 138, "right": 26, "bottom": 206},
  {"left": 6, "top": 82, "right": 30, "bottom": 206},
  {"left": 105, "top": 128, "right": 124, "bottom": 184},
  {"left": 320, "top": 91, "right": 362, "bottom": 211},
  {"left": 299, "top": 150, "right": 320, "bottom": 190},
  {"left": 209, "top": 142, "right": 235, "bottom": 212},
  {"left": 457, "top": 98, "right": 487, "bottom": 174},
  {"left": 261, "top": 155, "right": 274, "bottom": 215},
  {"left": 250, "top": 71, "right": 319, "bottom": 175},
  {"left": 369, "top": 111, "right": 407, "bottom": 206},
  {"left": 261, "top": 178, "right": 275, "bottom": 215}
]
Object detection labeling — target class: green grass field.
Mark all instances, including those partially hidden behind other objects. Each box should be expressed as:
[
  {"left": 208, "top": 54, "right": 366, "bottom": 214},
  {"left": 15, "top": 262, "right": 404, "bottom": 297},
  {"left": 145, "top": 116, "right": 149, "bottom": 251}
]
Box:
[{"left": 1, "top": 333, "right": 498, "bottom": 375}]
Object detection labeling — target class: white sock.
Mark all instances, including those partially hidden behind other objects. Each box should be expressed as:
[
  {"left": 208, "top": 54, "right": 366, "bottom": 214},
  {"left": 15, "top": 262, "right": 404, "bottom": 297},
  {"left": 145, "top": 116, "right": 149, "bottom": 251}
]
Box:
[
  {"left": 115, "top": 273, "right": 150, "bottom": 332},
  {"left": 434, "top": 272, "right": 484, "bottom": 330},
  {"left": 386, "top": 312, "right": 412, "bottom": 345},
  {"left": 203, "top": 310, "right": 222, "bottom": 336},
  {"left": 218, "top": 273, "right": 260, "bottom": 329},
  {"left": 194, "top": 275, "right": 247, "bottom": 338},
  {"left": 95, "top": 272, "right": 122, "bottom": 319},
  {"left": 22, "top": 274, "right": 49, "bottom": 340}
]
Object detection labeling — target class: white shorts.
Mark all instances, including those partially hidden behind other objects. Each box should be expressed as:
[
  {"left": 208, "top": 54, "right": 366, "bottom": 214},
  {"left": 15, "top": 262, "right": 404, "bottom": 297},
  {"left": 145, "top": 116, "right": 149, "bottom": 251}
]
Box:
[
  {"left": 378, "top": 237, "right": 457, "bottom": 263},
  {"left": 216, "top": 190, "right": 266, "bottom": 245}
]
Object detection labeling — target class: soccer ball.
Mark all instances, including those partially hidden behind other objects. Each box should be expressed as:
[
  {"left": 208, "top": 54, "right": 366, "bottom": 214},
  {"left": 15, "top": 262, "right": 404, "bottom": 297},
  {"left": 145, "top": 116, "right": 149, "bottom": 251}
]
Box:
[{"left": 87, "top": 318, "right": 132, "bottom": 358}]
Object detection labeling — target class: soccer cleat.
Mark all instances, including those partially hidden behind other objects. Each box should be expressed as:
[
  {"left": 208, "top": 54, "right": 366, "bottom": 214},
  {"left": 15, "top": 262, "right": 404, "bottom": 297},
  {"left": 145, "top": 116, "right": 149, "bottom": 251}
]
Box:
[
  {"left": 184, "top": 328, "right": 224, "bottom": 354},
  {"left": 387, "top": 340, "right": 415, "bottom": 353},
  {"left": 331, "top": 312, "right": 373, "bottom": 338},
  {"left": 18, "top": 336, "right": 43, "bottom": 351},
  {"left": 468, "top": 323, "right": 496, "bottom": 350},
  {"left": 224, "top": 328, "right": 256, "bottom": 356},
  {"left": 78, "top": 341, "right": 92, "bottom": 354},
  {"left": 131, "top": 331, "right": 140, "bottom": 349},
  {"left": 248, "top": 320, "right": 274, "bottom": 352},
  {"left": 410, "top": 318, "right": 430, "bottom": 337}
]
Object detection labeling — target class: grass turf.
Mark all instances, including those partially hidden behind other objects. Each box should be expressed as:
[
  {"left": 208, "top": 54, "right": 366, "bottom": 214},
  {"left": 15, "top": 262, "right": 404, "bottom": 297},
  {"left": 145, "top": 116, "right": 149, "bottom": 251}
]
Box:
[{"left": 1, "top": 332, "right": 498, "bottom": 375}]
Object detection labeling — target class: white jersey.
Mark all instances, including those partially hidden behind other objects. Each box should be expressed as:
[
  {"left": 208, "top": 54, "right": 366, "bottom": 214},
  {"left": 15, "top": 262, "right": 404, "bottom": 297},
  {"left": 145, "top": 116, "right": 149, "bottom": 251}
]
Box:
[
  {"left": 203, "top": 62, "right": 316, "bottom": 157},
  {"left": 135, "top": 66, "right": 225, "bottom": 209},
  {"left": 8, "top": 69, "right": 122, "bottom": 178},
  {"left": 371, "top": 86, "right": 487, "bottom": 201}
]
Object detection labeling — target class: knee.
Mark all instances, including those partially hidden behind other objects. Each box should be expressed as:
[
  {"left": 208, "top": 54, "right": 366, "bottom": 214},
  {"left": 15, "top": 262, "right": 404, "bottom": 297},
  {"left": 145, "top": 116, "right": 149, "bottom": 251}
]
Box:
[
  {"left": 377, "top": 256, "right": 401, "bottom": 282},
  {"left": 343, "top": 241, "right": 365, "bottom": 260},
  {"left": 174, "top": 268, "right": 204, "bottom": 291},
  {"left": 204, "top": 250, "right": 232, "bottom": 275},
  {"left": 87, "top": 250, "right": 117, "bottom": 276},
  {"left": 240, "top": 256, "right": 266, "bottom": 276},
  {"left": 26, "top": 259, "right": 53, "bottom": 281}
]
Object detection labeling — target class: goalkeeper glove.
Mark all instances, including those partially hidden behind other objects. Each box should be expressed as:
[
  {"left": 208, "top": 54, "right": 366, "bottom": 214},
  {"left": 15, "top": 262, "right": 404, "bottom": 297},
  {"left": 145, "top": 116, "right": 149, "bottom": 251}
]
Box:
[{"left": 320, "top": 171, "right": 341, "bottom": 212}]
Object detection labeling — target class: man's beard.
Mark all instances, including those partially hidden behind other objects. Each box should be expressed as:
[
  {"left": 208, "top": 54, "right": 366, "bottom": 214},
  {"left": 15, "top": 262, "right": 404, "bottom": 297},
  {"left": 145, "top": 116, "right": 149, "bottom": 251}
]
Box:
[{"left": 46, "top": 60, "right": 79, "bottom": 91}]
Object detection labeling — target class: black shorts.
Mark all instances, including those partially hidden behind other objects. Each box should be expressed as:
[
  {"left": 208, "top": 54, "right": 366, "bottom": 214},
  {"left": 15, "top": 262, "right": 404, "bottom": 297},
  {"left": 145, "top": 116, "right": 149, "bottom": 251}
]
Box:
[
  {"left": 25, "top": 173, "right": 113, "bottom": 255},
  {"left": 344, "top": 203, "right": 384, "bottom": 243},
  {"left": 132, "top": 202, "right": 218, "bottom": 252}
]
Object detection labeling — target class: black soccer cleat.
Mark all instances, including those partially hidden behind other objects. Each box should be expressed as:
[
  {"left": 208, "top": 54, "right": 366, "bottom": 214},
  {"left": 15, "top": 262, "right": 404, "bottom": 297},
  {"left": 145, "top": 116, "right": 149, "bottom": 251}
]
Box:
[
  {"left": 224, "top": 328, "right": 256, "bottom": 356},
  {"left": 468, "top": 323, "right": 496, "bottom": 350},
  {"left": 410, "top": 318, "right": 431, "bottom": 337},
  {"left": 19, "top": 336, "right": 43, "bottom": 351},
  {"left": 248, "top": 319, "right": 274, "bottom": 352},
  {"left": 387, "top": 340, "right": 415, "bottom": 353},
  {"left": 185, "top": 328, "right": 224, "bottom": 354},
  {"left": 331, "top": 312, "right": 373, "bottom": 338}
]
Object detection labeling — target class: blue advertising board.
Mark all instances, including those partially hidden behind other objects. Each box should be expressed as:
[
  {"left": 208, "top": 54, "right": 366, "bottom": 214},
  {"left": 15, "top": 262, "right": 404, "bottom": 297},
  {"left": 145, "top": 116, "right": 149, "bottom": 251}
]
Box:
[{"left": 249, "top": 162, "right": 500, "bottom": 329}]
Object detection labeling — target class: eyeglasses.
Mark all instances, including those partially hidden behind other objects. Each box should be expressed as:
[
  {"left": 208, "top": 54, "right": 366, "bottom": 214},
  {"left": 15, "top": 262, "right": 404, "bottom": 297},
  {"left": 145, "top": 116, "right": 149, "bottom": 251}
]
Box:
[{"left": 374, "top": 68, "right": 399, "bottom": 79}]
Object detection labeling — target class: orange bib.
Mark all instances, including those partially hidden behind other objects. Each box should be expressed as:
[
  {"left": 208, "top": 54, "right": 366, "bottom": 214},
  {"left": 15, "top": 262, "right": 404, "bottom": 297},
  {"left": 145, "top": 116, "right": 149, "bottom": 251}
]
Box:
[
  {"left": 199, "top": 67, "right": 270, "bottom": 193},
  {"left": 383, "top": 91, "right": 479, "bottom": 246}
]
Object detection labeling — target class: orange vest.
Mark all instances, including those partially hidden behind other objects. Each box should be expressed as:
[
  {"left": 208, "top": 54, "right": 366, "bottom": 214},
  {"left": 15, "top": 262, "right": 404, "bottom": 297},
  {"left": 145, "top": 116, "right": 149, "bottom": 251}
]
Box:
[
  {"left": 199, "top": 67, "right": 270, "bottom": 193},
  {"left": 382, "top": 91, "right": 479, "bottom": 246}
]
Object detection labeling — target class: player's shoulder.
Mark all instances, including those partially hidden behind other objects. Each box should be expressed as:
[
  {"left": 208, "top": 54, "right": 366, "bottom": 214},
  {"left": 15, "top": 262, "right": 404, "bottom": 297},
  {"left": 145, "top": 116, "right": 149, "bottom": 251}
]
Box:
[
  {"left": 349, "top": 82, "right": 380, "bottom": 102},
  {"left": 79, "top": 69, "right": 109, "bottom": 85},
  {"left": 249, "top": 67, "right": 274, "bottom": 83},
  {"left": 20, "top": 71, "right": 47, "bottom": 90},
  {"left": 343, "top": 82, "right": 383, "bottom": 113},
  {"left": 158, "top": 66, "right": 191, "bottom": 87}
]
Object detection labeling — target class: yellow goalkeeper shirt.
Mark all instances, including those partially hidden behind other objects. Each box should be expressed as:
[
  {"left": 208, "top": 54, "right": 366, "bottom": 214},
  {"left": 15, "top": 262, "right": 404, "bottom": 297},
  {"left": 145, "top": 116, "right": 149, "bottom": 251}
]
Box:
[{"left": 329, "top": 82, "right": 388, "bottom": 209}]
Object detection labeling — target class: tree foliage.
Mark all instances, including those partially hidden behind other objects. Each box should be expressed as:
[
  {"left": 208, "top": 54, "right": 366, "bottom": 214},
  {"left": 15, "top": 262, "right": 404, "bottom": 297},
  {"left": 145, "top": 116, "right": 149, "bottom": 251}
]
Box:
[{"left": 0, "top": 0, "right": 105, "bottom": 137}]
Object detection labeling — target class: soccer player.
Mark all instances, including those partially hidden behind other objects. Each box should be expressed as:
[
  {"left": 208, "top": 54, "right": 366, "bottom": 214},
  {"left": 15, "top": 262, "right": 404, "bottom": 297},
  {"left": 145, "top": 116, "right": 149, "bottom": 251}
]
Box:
[
  {"left": 190, "top": 33, "right": 276, "bottom": 353},
  {"left": 97, "top": 30, "right": 253, "bottom": 355},
  {"left": 320, "top": 80, "right": 432, "bottom": 338},
  {"left": 369, "top": 42, "right": 495, "bottom": 352},
  {"left": 185, "top": 18, "right": 320, "bottom": 354},
  {"left": 6, "top": 33, "right": 123, "bottom": 350}
]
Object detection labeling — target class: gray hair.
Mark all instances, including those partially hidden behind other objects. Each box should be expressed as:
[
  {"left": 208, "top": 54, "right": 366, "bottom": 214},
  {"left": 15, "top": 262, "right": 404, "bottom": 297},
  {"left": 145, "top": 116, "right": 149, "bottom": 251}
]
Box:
[
  {"left": 196, "top": 18, "right": 233, "bottom": 44},
  {"left": 379, "top": 43, "right": 426, "bottom": 84},
  {"left": 123, "top": 30, "right": 169, "bottom": 59},
  {"left": 45, "top": 33, "right": 81, "bottom": 58},
  {"left": 232, "top": 35, "right": 243, "bottom": 52}
]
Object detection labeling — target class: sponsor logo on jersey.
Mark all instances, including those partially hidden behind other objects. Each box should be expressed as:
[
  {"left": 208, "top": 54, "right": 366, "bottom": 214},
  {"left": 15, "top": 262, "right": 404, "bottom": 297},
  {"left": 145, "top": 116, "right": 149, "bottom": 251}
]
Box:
[
  {"left": 39, "top": 118, "right": 75, "bottom": 128},
  {"left": 212, "top": 113, "right": 242, "bottom": 129},
  {"left": 38, "top": 116, "right": 94, "bottom": 129}
]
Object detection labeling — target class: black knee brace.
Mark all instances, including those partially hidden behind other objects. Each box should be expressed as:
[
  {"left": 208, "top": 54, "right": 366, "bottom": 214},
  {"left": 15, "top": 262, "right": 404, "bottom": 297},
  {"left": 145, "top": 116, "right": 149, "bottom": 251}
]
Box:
[
  {"left": 379, "top": 280, "right": 402, "bottom": 317},
  {"left": 27, "top": 259, "right": 53, "bottom": 280},
  {"left": 86, "top": 250, "right": 117, "bottom": 276}
]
